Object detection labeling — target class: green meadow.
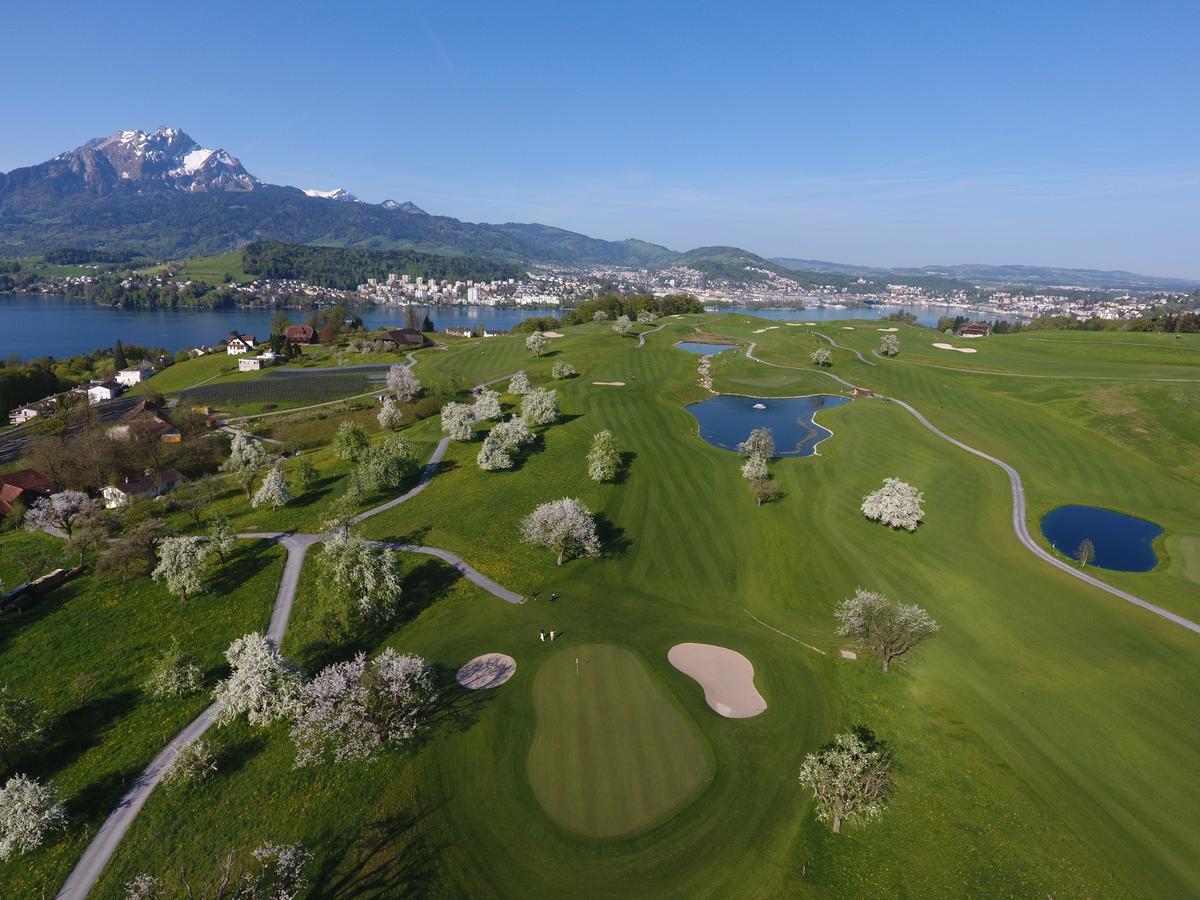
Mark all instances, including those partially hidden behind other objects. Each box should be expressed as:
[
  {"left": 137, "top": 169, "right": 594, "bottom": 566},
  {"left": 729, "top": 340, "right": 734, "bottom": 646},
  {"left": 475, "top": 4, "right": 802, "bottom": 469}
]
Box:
[{"left": 5, "top": 314, "right": 1198, "bottom": 897}]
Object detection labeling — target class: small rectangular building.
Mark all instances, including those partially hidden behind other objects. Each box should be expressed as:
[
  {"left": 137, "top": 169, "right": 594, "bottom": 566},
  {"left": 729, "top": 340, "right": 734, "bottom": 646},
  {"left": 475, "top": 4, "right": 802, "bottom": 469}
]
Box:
[
  {"left": 117, "top": 366, "right": 154, "bottom": 386},
  {"left": 87, "top": 381, "right": 123, "bottom": 404},
  {"left": 102, "top": 468, "right": 185, "bottom": 508}
]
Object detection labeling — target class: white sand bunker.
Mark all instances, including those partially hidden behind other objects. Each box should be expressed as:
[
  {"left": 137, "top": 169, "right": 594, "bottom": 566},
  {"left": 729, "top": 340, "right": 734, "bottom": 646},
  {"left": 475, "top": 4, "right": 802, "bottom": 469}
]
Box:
[
  {"left": 804, "top": 322, "right": 817, "bottom": 325},
  {"left": 592, "top": 381, "right": 625, "bottom": 386},
  {"left": 751, "top": 326, "right": 780, "bottom": 333},
  {"left": 841, "top": 326, "right": 855, "bottom": 330},
  {"left": 932, "top": 342, "right": 978, "bottom": 354},
  {"left": 541, "top": 330, "right": 564, "bottom": 338},
  {"left": 456, "top": 653, "right": 517, "bottom": 690},
  {"left": 785, "top": 322, "right": 804, "bottom": 326},
  {"left": 877, "top": 327, "right": 899, "bottom": 332},
  {"left": 668, "top": 643, "right": 767, "bottom": 718}
]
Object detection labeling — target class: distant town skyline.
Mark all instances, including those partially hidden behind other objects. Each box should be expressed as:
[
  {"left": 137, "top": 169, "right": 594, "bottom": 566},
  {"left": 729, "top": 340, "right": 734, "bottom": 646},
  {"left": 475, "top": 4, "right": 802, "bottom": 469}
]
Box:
[{"left": 2, "top": 1, "right": 1197, "bottom": 277}]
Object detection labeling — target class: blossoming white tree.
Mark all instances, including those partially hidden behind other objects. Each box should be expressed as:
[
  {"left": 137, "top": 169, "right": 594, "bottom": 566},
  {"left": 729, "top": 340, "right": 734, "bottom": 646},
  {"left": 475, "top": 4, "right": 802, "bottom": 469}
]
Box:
[
  {"left": 212, "top": 633, "right": 303, "bottom": 728},
  {"left": 318, "top": 529, "right": 403, "bottom": 623},
  {"left": 333, "top": 422, "right": 370, "bottom": 462},
  {"left": 861, "top": 478, "right": 925, "bottom": 531},
  {"left": 476, "top": 432, "right": 513, "bottom": 471},
  {"left": 737, "top": 427, "right": 776, "bottom": 459},
  {"left": 440, "top": 402, "right": 477, "bottom": 441},
  {"left": 835, "top": 588, "right": 939, "bottom": 672},
  {"left": 0, "top": 688, "right": 43, "bottom": 771},
  {"left": 798, "top": 731, "right": 891, "bottom": 833},
  {"left": 586, "top": 430, "right": 619, "bottom": 482},
  {"left": 23, "top": 490, "right": 98, "bottom": 539},
  {"left": 507, "top": 370, "right": 532, "bottom": 395},
  {"left": 636, "top": 309, "right": 658, "bottom": 324},
  {"left": 386, "top": 364, "right": 421, "bottom": 402},
  {"left": 880, "top": 334, "right": 900, "bottom": 357},
  {"left": 612, "top": 315, "right": 632, "bottom": 336},
  {"left": 355, "top": 434, "right": 416, "bottom": 493},
  {"left": 144, "top": 638, "right": 204, "bottom": 698},
  {"left": 741, "top": 453, "right": 770, "bottom": 482},
  {"left": 221, "top": 432, "right": 269, "bottom": 499},
  {"left": 253, "top": 463, "right": 293, "bottom": 509},
  {"left": 162, "top": 738, "right": 217, "bottom": 788},
  {"left": 520, "top": 388, "right": 558, "bottom": 426},
  {"left": 127, "top": 841, "right": 312, "bottom": 900},
  {"left": 525, "top": 332, "right": 548, "bottom": 357},
  {"left": 490, "top": 418, "right": 535, "bottom": 453},
  {"left": 290, "top": 649, "right": 435, "bottom": 767},
  {"left": 151, "top": 536, "right": 212, "bottom": 603},
  {"left": 552, "top": 360, "right": 577, "bottom": 379},
  {"left": 377, "top": 396, "right": 404, "bottom": 431},
  {"left": 209, "top": 514, "right": 235, "bottom": 561},
  {"left": 472, "top": 388, "right": 502, "bottom": 421},
  {"left": 0, "top": 774, "right": 67, "bottom": 859},
  {"left": 520, "top": 497, "right": 601, "bottom": 565},
  {"left": 592, "top": 310, "right": 609, "bottom": 322},
  {"left": 811, "top": 347, "right": 833, "bottom": 367}
]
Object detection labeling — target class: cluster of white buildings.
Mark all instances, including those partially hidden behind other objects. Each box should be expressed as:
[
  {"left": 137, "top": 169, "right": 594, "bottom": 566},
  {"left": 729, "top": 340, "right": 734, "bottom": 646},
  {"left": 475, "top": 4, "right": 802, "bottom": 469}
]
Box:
[
  {"left": 357, "top": 273, "right": 520, "bottom": 305},
  {"left": 8, "top": 365, "right": 155, "bottom": 425}
]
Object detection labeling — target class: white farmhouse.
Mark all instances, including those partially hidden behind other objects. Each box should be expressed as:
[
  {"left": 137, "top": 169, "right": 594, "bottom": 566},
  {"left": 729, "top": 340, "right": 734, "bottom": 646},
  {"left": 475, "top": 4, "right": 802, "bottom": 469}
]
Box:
[
  {"left": 226, "top": 332, "right": 258, "bottom": 355},
  {"left": 116, "top": 365, "right": 154, "bottom": 386},
  {"left": 87, "top": 381, "right": 124, "bottom": 404}
]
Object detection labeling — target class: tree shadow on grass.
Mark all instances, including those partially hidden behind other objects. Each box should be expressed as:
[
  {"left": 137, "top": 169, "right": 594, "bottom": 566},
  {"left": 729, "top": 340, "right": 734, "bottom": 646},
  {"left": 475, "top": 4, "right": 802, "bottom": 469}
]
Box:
[
  {"left": 289, "top": 481, "right": 338, "bottom": 510},
  {"left": 594, "top": 513, "right": 631, "bottom": 559},
  {"left": 208, "top": 540, "right": 277, "bottom": 597},
  {"left": 310, "top": 804, "right": 449, "bottom": 900},
  {"left": 611, "top": 450, "right": 637, "bottom": 485},
  {"left": 0, "top": 579, "right": 75, "bottom": 655},
  {"left": 425, "top": 663, "right": 497, "bottom": 736},
  {"left": 215, "top": 732, "right": 268, "bottom": 781},
  {"left": 556, "top": 412, "right": 583, "bottom": 426},
  {"left": 42, "top": 688, "right": 140, "bottom": 785}
]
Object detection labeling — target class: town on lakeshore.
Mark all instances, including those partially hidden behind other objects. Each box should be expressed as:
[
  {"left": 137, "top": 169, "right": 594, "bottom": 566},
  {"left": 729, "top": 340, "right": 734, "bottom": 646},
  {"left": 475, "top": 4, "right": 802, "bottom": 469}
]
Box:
[{"left": 1, "top": 4, "right": 1198, "bottom": 898}]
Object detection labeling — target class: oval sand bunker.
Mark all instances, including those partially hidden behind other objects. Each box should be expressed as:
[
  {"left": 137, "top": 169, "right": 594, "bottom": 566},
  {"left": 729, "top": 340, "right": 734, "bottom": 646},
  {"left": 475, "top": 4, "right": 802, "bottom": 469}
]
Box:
[
  {"left": 456, "top": 653, "right": 517, "bottom": 690},
  {"left": 668, "top": 643, "right": 767, "bottom": 718}
]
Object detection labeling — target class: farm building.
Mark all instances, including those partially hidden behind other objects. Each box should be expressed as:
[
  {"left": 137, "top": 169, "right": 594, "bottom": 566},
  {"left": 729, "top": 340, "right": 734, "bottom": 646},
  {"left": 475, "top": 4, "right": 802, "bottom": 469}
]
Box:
[{"left": 102, "top": 469, "right": 186, "bottom": 509}]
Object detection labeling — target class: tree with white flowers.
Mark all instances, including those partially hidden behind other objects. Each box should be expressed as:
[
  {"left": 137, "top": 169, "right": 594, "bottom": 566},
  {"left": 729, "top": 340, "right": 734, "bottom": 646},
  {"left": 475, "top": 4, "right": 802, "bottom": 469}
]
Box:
[
  {"left": 636, "top": 309, "right": 658, "bottom": 324},
  {"left": 23, "top": 490, "right": 98, "bottom": 540},
  {"left": 592, "top": 310, "right": 609, "bottom": 322},
  {"left": 476, "top": 431, "right": 513, "bottom": 471},
  {"left": 612, "top": 315, "right": 632, "bottom": 336},
  {"left": 440, "top": 402, "right": 477, "bottom": 441},
  {"left": 737, "top": 427, "right": 776, "bottom": 459},
  {"left": 586, "top": 430, "right": 619, "bottom": 482},
  {"left": 377, "top": 396, "right": 404, "bottom": 431},
  {"left": 526, "top": 332, "right": 548, "bottom": 357},
  {"left": 521, "top": 388, "right": 558, "bottom": 426},
  {"left": 386, "top": 364, "right": 421, "bottom": 401},
  {"left": 318, "top": 529, "right": 403, "bottom": 624},
  {"left": 212, "top": 633, "right": 303, "bottom": 728},
  {"left": 835, "top": 589, "right": 939, "bottom": 673},
  {"left": 290, "top": 649, "right": 435, "bottom": 767},
  {"left": 209, "top": 514, "right": 234, "bottom": 562},
  {"left": 221, "top": 432, "right": 269, "bottom": 499},
  {"left": 355, "top": 434, "right": 416, "bottom": 493},
  {"left": 144, "top": 638, "right": 204, "bottom": 698},
  {"left": 162, "top": 739, "right": 217, "bottom": 789},
  {"left": 0, "top": 774, "right": 67, "bottom": 859},
  {"left": 126, "top": 841, "right": 312, "bottom": 900},
  {"left": 811, "top": 347, "right": 833, "bottom": 367},
  {"left": 152, "top": 536, "right": 212, "bottom": 603},
  {"left": 741, "top": 453, "right": 770, "bottom": 482},
  {"left": 861, "top": 478, "right": 925, "bottom": 531},
  {"left": 0, "top": 688, "right": 43, "bottom": 772},
  {"left": 798, "top": 730, "right": 891, "bottom": 833},
  {"left": 333, "top": 422, "right": 370, "bottom": 462},
  {"left": 490, "top": 418, "right": 535, "bottom": 453},
  {"left": 507, "top": 370, "right": 532, "bottom": 395},
  {"left": 521, "top": 497, "right": 601, "bottom": 565},
  {"left": 552, "top": 360, "right": 577, "bottom": 379},
  {"left": 472, "top": 388, "right": 502, "bottom": 421},
  {"left": 253, "top": 463, "right": 293, "bottom": 509},
  {"left": 880, "top": 334, "right": 900, "bottom": 357}
]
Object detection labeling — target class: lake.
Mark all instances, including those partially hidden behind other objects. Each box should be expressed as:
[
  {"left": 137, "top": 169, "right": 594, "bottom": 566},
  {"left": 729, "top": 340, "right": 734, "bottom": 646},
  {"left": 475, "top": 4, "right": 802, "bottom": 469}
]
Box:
[
  {"left": 675, "top": 341, "right": 740, "bottom": 355},
  {"left": 1040, "top": 505, "right": 1163, "bottom": 572},
  {"left": 686, "top": 394, "right": 851, "bottom": 457},
  {"left": 0, "top": 293, "right": 546, "bottom": 360}
]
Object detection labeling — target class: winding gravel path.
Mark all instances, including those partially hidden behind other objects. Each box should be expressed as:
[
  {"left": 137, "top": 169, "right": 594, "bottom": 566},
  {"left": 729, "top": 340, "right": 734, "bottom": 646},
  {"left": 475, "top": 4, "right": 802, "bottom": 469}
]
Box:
[
  {"left": 813, "top": 331, "right": 877, "bottom": 366},
  {"left": 637, "top": 322, "right": 667, "bottom": 347},
  {"left": 742, "top": 341, "right": 1200, "bottom": 635},
  {"left": 56, "top": 427, "right": 520, "bottom": 897}
]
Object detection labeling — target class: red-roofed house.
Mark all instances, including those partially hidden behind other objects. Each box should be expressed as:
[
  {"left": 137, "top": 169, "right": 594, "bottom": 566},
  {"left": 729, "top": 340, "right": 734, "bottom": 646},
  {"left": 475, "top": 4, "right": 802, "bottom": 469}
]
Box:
[{"left": 0, "top": 470, "right": 55, "bottom": 519}]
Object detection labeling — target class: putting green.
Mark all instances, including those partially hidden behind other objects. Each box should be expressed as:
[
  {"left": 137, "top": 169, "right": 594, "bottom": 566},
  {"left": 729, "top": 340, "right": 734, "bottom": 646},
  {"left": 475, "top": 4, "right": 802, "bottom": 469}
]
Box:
[
  {"left": 526, "top": 643, "right": 712, "bottom": 838},
  {"left": 1176, "top": 536, "right": 1200, "bottom": 585}
]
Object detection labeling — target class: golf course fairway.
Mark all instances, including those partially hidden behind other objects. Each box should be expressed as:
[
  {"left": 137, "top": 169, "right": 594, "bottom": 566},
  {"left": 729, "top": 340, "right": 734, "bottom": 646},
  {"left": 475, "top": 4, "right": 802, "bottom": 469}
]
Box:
[{"left": 527, "top": 644, "right": 713, "bottom": 837}]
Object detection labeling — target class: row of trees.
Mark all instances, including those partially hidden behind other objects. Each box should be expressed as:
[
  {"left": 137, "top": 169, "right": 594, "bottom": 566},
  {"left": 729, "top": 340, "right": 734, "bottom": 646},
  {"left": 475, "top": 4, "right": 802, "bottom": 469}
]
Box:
[{"left": 560, "top": 293, "right": 703, "bottom": 326}]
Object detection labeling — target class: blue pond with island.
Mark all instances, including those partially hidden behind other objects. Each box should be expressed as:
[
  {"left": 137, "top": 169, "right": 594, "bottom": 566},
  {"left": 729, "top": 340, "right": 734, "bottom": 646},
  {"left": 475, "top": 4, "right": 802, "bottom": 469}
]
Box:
[
  {"left": 1040, "top": 505, "right": 1163, "bottom": 572},
  {"left": 686, "top": 394, "right": 851, "bottom": 457}
]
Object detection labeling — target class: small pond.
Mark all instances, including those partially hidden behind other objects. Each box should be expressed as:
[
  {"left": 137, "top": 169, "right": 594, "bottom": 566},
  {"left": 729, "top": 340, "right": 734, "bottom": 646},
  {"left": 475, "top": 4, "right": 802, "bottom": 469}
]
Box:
[
  {"left": 686, "top": 394, "right": 851, "bottom": 457},
  {"left": 1040, "top": 505, "right": 1163, "bottom": 572},
  {"left": 676, "top": 341, "right": 739, "bottom": 355}
]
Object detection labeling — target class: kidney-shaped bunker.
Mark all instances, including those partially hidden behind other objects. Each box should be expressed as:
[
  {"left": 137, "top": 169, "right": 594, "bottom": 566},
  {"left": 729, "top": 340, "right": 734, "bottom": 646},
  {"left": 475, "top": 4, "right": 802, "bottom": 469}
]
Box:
[{"left": 668, "top": 643, "right": 767, "bottom": 718}]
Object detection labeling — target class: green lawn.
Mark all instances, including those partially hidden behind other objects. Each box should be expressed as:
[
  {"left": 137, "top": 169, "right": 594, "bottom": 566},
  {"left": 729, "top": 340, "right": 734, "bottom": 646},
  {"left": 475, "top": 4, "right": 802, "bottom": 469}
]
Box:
[
  {"left": 10, "top": 314, "right": 1196, "bottom": 898},
  {"left": 527, "top": 643, "right": 713, "bottom": 838}
]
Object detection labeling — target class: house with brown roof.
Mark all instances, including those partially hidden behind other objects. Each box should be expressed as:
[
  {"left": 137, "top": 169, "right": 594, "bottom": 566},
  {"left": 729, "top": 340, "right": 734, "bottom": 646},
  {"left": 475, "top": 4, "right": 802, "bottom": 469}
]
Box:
[
  {"left": 379, "top": 328, "right": 429, "bottom": 349},
  {"left": 226, "top": 332, "right": 258, "bottom": 355},
  {"left": 102, "top": 469, "right": 186, "bottom": 509},
  {"left": 0, "top": 470, "right": 54, "bottom": 519},
  {"left": 284, "top": 324, "right": 316, "bottom": 344},
  {"left": 958, "top": 322, "right": 992, "bottom": 338},
  {"left": 107, "top": 399, "right": 181, "bottom": 442}
]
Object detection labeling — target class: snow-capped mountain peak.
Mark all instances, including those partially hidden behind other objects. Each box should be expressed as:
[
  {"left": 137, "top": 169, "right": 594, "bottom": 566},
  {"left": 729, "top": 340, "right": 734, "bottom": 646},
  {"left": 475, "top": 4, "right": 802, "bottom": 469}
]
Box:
[{"left": 303, "top": 187, "right": 358, "bottom": 202}]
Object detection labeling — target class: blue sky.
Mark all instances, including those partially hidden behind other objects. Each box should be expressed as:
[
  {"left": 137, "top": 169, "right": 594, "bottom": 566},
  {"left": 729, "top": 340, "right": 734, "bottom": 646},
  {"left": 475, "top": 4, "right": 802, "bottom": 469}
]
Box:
[{"left": 1, "top": 0, "right": 1197, "bottom": 276}]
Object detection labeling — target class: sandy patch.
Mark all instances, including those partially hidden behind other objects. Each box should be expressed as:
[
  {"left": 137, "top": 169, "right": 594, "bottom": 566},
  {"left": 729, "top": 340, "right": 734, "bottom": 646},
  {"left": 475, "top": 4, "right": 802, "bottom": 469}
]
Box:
[
  {"left": 785, "top": 322, "right": 804, "bottom": 326},
  {"left": 932, "top": 343, "right": 977, "bottom": 354},
  {"left": 751, "top": 326, "right": 780, "bottom": 333},
  {"left": 592, "top": 381, "right": 625, "bottom": 386},
  {"left": 804, "top": 322, "right": 818, "bottom": 325},
  {"left": 668, "top": 643, "right": 767, "bottom": 718},
  {"left": 670, "top": 314, "right": 684, "bottom": 318},
  {"left": 956, "top": 347, "right": 977, "bottom": 353},
  {"left": 541, "top": 331, "right": 564, "bottom": 338},
  {"left": 456, "top": 653, "right": 517, "bottom": 690},
  {"left": 841, "top": 326, "right": 855, "bottom": 330},
  {"left": 877, "top": 327, "right": 899, "bottom": 332},
  {"left": 839, "top": 649, "right": 858, "bottom": 660}
]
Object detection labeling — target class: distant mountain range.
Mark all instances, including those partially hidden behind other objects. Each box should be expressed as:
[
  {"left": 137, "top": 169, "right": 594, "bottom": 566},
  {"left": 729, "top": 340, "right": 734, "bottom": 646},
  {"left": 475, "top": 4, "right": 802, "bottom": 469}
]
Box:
[{"left": 0, "top": 127, "right": 1195, "bottom": 292}]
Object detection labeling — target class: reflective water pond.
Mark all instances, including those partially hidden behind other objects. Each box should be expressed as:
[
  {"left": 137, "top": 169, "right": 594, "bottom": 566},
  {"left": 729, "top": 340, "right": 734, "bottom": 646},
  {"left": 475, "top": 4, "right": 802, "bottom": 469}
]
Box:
[
  {"left": 675, "top": 341, "right": 739, "bottom": 355},
  {"left": 686, "top": 394, "right": 851, "bottom": 457},
  {"left": 1040, "top": 505, "right": 1163, "bottom": 572}
]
